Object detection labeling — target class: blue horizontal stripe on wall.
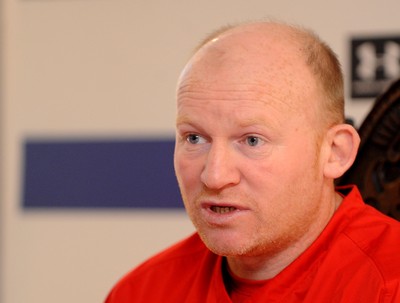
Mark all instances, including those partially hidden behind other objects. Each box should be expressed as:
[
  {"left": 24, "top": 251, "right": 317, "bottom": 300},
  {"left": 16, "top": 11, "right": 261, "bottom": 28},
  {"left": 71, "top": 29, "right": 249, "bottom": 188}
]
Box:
[{"left": 22, "top": 139, "right": 183, "bottom": 208}]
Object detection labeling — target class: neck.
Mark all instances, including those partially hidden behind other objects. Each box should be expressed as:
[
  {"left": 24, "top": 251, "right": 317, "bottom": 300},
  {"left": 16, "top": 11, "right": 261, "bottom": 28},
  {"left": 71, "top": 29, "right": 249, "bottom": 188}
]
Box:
[{"left": 227, "top": 191, "right": 343, "bottom": 280}]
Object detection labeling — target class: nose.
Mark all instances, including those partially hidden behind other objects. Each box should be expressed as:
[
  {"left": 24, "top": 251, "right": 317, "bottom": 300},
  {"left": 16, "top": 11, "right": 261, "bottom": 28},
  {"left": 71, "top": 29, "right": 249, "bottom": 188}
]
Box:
[{"left": 200, "top": 142, "right": 240, "bottom": 190}]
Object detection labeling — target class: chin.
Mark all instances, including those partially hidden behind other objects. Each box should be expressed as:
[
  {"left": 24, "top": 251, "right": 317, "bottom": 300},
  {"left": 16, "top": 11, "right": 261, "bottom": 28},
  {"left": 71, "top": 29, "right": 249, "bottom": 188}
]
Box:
[{"left": 197, "top": 229, "right": 255, "bottom": 257}]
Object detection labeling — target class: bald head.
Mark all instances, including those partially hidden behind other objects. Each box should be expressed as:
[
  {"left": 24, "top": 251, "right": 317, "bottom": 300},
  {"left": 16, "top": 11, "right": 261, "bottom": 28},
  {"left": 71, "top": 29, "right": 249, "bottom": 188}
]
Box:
[
  {"left": 178, "top": 21, "right": 345, "bottom": 127},
  {"left": 174, "top": 22, "right": 360, "bottom": 263}
]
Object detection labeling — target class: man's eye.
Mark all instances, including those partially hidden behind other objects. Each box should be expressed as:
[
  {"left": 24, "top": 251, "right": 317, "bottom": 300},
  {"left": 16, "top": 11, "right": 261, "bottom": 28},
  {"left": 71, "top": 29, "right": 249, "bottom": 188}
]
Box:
[
  {"left": 186, "top": 134, "right": 204, "bottom": 144},
  {"left": 246, "top": 136, "right": 261, "bottom": 147}
]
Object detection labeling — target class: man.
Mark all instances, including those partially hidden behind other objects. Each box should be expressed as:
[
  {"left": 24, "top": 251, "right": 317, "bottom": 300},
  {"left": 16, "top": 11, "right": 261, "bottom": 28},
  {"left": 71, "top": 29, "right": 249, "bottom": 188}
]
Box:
[{"left": 106, "top": 21, "right": 400, "bottom": 302}]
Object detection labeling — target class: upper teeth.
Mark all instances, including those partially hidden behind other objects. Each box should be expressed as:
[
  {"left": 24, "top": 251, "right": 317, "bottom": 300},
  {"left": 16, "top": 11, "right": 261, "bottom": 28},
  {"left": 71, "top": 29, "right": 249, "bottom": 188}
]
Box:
[{"left": 211, "top": 206, "right": 236, "bottom": 214}]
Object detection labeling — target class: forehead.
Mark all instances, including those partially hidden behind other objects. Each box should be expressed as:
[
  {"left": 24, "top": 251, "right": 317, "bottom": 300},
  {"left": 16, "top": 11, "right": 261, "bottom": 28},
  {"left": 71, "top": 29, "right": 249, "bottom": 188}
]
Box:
[
  {"left": 176, "top": 80, "right": 306, "bottom": 136},
  {"left": 176, "top": 93, "right": 288, "bottom": 137},
  {"left": 177, "top": 81, "right": 295, "bottom": 118}
]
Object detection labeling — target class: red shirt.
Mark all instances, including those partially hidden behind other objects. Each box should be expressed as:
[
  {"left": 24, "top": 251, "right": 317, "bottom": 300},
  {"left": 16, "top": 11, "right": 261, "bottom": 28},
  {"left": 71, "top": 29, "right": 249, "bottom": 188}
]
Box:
[{"left": 105, "top": 186, "right": 400, "bottom": 302}]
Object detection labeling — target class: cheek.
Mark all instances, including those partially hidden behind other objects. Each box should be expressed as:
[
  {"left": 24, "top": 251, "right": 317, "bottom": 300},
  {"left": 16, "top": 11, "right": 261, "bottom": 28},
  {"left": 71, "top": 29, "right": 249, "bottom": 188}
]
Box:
[
  {"left": 252, "top": 143, "right": 319, "bottom": 198},
  {"left": 282, "top": 137, "right": 320, "bottom": 172},
  {"left": 174, "top": 152, "right": 202, "bottom": 194}
]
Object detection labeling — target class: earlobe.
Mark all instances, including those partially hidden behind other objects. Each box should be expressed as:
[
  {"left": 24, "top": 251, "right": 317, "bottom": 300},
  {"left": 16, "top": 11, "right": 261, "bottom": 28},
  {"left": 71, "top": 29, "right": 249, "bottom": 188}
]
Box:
[{"left": 323, "top": 124, "right": 361, "bottom": 179}]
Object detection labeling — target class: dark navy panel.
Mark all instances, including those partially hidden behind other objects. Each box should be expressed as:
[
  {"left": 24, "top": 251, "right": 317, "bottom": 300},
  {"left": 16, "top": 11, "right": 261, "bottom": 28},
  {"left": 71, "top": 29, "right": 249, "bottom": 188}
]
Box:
[{"left": 22, "top": 139, "right": 184, "bottom": 208}]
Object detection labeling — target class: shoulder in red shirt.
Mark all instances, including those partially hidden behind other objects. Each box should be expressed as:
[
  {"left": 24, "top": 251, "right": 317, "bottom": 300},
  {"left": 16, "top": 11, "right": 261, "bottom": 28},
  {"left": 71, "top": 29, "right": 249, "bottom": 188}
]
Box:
[{"left": 105, "top": 186, "right": 400, "bottom": 303}]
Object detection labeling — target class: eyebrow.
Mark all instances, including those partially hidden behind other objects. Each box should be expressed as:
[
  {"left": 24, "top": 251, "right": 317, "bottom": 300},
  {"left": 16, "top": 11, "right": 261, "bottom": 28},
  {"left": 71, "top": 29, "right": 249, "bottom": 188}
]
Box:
[
  {"left": 176, "top": 114, "right": 281, "bottom": 135},
  {"left": 175, "top": 115, "right": 192, "bottom": 126},
  {"left": 237, "top": 117, "right": 268, "bottom": 127}
]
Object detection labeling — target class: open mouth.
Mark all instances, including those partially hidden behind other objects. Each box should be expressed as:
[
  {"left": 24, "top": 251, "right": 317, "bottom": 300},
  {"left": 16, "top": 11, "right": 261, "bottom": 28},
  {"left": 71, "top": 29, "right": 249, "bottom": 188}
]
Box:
[{"left": 210, "top": 206, "right": 237, "bottom": 214}]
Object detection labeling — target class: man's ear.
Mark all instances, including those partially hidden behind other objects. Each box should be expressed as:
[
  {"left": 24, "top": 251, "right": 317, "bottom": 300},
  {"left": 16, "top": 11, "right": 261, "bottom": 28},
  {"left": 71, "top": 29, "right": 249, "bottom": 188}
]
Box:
[{"left": 323, "top": 124, "right": 360, "bottom": 179}]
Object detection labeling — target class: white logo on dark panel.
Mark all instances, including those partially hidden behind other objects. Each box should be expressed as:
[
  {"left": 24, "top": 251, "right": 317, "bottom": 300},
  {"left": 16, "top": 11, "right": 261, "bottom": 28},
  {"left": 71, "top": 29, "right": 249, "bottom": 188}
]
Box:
[{"left": 356, "top": 41, "right": 400, "bottom": 81}]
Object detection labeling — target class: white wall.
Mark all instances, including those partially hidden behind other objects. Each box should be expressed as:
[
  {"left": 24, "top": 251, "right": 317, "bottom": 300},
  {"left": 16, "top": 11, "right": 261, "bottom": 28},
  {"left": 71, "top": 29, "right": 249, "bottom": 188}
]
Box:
[{"left": 1, "top": 1, "right": 399, "bottom": 302}]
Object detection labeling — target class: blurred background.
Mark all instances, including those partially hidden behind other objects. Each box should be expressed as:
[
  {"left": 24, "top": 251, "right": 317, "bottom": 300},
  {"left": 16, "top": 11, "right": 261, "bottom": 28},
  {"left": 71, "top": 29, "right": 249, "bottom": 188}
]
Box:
[{"left": 1, "top": 0, "right": 399, "bottom": 302}]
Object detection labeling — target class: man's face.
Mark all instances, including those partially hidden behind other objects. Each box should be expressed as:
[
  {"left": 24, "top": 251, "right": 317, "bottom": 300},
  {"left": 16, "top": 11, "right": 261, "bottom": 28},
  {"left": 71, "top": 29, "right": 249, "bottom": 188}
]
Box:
[{"left": 174, "top": 32, "right": 329, "bottom": 258}]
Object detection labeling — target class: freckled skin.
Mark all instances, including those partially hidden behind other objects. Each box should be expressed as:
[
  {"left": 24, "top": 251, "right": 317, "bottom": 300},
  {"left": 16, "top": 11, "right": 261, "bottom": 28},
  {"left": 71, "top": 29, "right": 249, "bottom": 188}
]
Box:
[{"left": 174, "top": 23, "right": 341, "bottom": 280}]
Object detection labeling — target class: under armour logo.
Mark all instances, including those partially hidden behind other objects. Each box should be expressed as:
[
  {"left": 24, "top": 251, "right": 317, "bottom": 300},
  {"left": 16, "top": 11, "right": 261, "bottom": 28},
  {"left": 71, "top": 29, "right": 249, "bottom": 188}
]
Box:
[
  {"left": 351, "top": 36, "right": 400, "bottom": 98},
  {"left": 355, "top": 41, "right": 400, "bottom": 81}
]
